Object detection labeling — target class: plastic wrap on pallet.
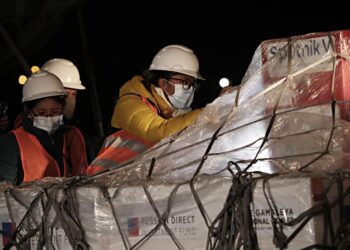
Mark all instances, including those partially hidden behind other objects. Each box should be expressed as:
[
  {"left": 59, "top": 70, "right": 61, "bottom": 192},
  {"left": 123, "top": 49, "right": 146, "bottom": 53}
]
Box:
[
  {"left": 77, "top": 176, "right": 231, "bottom": 250},
  {"left": 0, "top": 177, "right": 231, "bottom": 249},
  {"left": 97, "top": 31, "right": 350, "bottom": 185},
  {"left": 0, "top": 188, "right": 13, "bottom": 248},
  {"left": 80, "top": 175, "right": 349, "bottom": 250},
  {"left": 252, "top": 177, "right": 315, "bottom": 248},
  {"left": 2, "top": 174, "right": 348, "bottom": 249},
  {"left": 0, "top": 183, "right": 73, "bottom": 249}
]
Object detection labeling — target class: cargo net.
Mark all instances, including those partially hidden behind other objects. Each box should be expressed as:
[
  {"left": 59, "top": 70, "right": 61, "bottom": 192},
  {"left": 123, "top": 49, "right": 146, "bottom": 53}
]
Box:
[{"left": 2, "top": 30, "right": 350, "bottom": 249}]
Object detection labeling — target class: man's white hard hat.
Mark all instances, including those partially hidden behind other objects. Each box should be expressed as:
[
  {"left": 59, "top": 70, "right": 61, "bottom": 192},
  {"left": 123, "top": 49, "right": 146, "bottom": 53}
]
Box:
[{"left": 42, "top": 58, "right": 86, "bottom": 90}]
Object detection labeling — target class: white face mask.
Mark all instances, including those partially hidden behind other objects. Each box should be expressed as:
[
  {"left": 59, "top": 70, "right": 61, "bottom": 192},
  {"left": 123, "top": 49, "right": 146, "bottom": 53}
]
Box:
[
  {"left": 164, "top": 80, "right": 194, "bottom": 109},
  {"left": 33, "top": 115, "right": 64, "bottom": 134}
]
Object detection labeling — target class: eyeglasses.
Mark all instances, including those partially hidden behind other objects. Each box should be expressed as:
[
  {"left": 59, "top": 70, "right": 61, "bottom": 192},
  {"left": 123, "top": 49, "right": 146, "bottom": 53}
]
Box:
[{"left": 166, "top": 77, "right": 200, "bottom": 90}]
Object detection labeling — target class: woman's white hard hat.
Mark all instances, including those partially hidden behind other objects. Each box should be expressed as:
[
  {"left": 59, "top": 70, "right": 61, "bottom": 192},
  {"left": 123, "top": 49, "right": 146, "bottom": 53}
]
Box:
[
  {"left": 22, "top": 71, "right": 67, "bottom": 102},
  {"left": 149, "top": 44, "right": 205, "bottom": 80}
]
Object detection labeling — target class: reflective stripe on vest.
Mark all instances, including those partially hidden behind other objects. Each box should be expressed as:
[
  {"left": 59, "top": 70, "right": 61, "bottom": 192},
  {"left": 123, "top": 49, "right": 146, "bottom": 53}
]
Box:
[
  {"left": 87, "top": 129, "right": 154, "bottom": 174},
  {"left": 87, "top": 95, "right": 156, "bottom": 175},
  {"left": 13, "top": 126, "right": 88, "bottom": 182}
]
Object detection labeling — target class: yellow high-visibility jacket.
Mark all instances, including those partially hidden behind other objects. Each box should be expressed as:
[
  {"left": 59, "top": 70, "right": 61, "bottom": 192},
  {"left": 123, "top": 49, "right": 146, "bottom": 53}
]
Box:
[{"left": 111, "top": 75, "right": 201, "bottom": 143}]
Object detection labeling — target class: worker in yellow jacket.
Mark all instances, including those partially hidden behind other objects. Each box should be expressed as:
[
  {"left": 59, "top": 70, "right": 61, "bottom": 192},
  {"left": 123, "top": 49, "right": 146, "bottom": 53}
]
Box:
[
  {"left": 87, "top": 44, "right": 232, "bottom": 175},
  {"left": 111, "top": 44, "right": 207, "bottom": 143}
]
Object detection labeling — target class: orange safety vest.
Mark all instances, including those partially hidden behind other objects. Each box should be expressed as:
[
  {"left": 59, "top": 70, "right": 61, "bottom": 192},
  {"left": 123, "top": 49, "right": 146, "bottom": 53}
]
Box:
[
  {"left": 87, "top": 95, "right": 156, "bottom": 175},
  {"left": 13, "top": 126, "right": 88, "bottom": 182}
]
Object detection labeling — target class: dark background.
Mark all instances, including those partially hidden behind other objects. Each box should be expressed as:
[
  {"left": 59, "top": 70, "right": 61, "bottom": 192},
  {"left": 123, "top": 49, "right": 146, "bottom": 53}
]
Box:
[{"left": 0, "top": 0, "right": 349, "bottom": 137}]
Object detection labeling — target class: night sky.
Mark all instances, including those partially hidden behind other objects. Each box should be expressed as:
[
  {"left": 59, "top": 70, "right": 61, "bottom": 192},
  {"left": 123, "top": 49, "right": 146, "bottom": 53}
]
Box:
[{"left": 0, "top": 0, "right": 349, "bottom": 137}]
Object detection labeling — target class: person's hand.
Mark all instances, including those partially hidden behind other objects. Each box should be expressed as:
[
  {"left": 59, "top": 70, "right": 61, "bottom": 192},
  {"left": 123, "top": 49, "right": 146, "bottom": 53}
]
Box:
[
  {"left": 0, "top": 115, "right": 9, "bottom": 131},
  {"left": 219, "top": 86, "right": 237, "bottom": 96}
]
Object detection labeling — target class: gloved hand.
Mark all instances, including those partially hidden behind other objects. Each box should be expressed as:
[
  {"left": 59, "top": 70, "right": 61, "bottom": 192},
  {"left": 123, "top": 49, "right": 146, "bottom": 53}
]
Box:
[{"left": 219, "top": 86, "right": 238, "bottom": 96}]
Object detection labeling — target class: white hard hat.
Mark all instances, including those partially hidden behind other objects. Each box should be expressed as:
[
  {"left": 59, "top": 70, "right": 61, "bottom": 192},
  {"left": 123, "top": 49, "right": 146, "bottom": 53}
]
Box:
[
  {"left": 149, "top": 44, "right": 205, "bottom": 80},
  {"left": 41, "top": 58, "right": 86, "bottom": 90},
  {"left": 22, "top": 71, "right": 67, "bottom": 103}
]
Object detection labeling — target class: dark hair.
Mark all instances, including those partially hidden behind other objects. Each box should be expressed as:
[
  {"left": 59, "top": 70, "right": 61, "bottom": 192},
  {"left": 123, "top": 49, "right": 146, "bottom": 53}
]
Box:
[
  {"left": 24, "top": 96, "right": 66, "bottom": 110},
  {"left": 142, "top": 70, "right": 176, "bottom": 91}
]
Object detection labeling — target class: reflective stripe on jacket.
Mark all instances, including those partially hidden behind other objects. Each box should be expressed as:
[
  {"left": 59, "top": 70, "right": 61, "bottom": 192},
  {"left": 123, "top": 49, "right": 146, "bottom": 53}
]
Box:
[
  {"left": 13, "top": 126, "right": 88, "bottom": 182},
  {"left": 87, "top": 129, "right": 154, "bottom": 175},
  {"left": 87, "top": 95, "right": 156, "bottom": 175}
]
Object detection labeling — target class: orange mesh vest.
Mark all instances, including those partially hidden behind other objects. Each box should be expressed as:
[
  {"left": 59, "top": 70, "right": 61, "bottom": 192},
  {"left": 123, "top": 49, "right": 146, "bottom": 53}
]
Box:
[
  {"left": 87, "top": 96, "right": 156, "bottom": 175},
  {"left": 13, "top": 126, "right": 88, "bottom": 182}
]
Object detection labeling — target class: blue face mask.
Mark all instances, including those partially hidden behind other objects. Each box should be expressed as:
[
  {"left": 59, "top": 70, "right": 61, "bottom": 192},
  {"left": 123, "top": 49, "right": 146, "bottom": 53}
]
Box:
[
  {"left": 164, "top": 80, "right": 194, "bottom": 109},
  {"left": 33, "top": 115, "right": 64, "bottom": 134}
]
